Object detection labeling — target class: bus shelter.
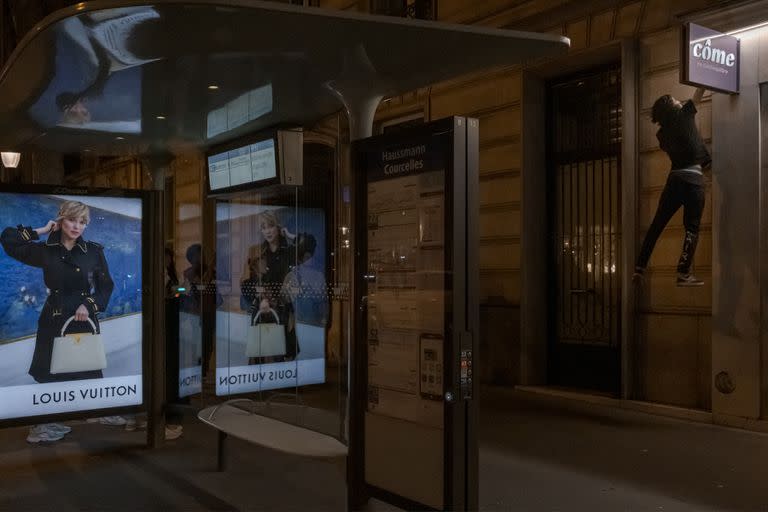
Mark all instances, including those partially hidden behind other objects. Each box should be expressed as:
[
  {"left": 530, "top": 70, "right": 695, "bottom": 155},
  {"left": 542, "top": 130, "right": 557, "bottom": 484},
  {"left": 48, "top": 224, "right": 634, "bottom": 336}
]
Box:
[{"left": 0, "top": 3, "right": 568, "bottom": 510}]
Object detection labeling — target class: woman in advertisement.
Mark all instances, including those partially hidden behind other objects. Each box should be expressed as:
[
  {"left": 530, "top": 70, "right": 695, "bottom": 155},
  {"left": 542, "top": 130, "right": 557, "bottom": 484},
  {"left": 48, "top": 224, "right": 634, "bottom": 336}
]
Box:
[
  {"left": 0, "top": 200, "right": 114, "bottom": 443},
  {"left": 241, "top": 210, "right": 299, "bottom": 363}
]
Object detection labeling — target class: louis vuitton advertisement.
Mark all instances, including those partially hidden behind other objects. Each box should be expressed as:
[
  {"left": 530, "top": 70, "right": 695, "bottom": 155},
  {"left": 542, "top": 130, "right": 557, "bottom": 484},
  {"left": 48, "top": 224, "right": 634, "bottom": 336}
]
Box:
[
  {"left": 0, "top": 192, "right": 143, "bottom": 420},
  {"left": 215, "top": 202, "right": 328, "bottom": 396},
  {"left": 176, "top": 242, "right": 206, "bottom": 399}
]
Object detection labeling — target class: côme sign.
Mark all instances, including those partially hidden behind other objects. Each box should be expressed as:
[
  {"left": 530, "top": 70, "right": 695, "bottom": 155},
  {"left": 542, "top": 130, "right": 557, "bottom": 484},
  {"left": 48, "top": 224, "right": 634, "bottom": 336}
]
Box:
[{"left": 681, "top": 22, "right": 740, "bottom": 94}]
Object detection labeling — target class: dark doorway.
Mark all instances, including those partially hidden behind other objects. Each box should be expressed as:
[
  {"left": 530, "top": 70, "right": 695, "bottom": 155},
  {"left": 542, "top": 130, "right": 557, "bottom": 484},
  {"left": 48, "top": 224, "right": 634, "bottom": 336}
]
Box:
[{"left": 546, "top": 64, "right": 622, "bottom": 394}]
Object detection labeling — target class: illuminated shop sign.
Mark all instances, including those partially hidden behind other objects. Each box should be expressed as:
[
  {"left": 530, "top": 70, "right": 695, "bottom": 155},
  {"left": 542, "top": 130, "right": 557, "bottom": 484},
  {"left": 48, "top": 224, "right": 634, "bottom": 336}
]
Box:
[{"left": 681, "top": 22, "right": 740, "bottom": 94}]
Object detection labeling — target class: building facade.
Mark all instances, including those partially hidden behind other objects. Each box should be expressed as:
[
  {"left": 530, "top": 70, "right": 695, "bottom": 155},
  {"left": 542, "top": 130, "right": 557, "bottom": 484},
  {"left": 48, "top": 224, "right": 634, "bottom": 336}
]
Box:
[{"left": 326, "top": 0, "right": 768, "bottom": 430}]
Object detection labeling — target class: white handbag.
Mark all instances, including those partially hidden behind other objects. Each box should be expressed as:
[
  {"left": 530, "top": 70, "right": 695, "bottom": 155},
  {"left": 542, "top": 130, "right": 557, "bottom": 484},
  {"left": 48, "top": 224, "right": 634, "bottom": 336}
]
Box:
[
  {"left": 50, "top": 316, "right": 107, "bottom": 374},
  {"left": 245, "top": 308, "right": 286, "bottom": 358}
]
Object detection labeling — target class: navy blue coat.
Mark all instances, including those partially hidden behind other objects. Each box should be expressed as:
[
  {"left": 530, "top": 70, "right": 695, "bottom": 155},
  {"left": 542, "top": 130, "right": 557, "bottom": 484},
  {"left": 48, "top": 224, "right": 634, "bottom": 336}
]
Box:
[{"left": 1, "top": 226, "right": 114, "bottom": 382}]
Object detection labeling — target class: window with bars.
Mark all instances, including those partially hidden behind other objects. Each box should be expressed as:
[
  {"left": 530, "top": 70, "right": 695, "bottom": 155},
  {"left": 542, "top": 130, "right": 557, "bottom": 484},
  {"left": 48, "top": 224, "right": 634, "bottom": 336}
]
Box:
[{"left": 549, "top": 65, "right": 622, "bottom": 348}]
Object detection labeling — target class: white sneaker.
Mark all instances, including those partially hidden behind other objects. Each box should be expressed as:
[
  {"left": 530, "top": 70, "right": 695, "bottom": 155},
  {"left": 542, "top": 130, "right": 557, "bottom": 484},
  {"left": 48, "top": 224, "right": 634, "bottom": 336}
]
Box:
[
  {"left": 125, "top": 418, "right": 147, "bottom": 431},
  {"left": 165, "top": 425, "right": 183, "bottom": 440},
  {"left": 27, "top": 425, "right": 64, "bottom": 443},
  {"left": 676, "top": 273, "right": 704, "bottom": 287},
  {"left": 46, "top": 423, "right": 71, "bottom": 435},
  {"left": 98, "top": 416, "right": 128, "bottom": 426}
]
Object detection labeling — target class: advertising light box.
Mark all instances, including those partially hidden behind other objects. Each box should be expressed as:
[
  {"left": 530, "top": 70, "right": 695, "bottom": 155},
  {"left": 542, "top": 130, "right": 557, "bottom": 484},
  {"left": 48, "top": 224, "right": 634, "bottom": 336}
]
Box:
[
  {"left": 214, "top": 203, "right": 327, "bottom": 396},
  {"left": 177, "top": 242, "right": 204, "bottom": 400},
  {"left": 0, "top": 190, "right": 144, "bottom": 421}
]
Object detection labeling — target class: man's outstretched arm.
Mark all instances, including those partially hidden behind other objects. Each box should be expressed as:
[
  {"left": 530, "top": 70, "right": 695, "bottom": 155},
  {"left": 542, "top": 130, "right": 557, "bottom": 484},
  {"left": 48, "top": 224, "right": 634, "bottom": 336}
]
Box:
[{"left": 692, "top": 87, "right": 706, "bottom": 106}]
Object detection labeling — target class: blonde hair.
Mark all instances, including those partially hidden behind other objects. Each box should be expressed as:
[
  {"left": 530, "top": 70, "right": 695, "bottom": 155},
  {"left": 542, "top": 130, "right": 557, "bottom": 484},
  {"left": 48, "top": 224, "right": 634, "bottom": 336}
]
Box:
[
  {"left": 242, "top": 244, "right": 263, "bottom": 279},
  {"left": 57, "top": 200, "right": 90, "bottom": 225},
  {"left": 259, "top": 210, "right": 280, "bottom": 231}
]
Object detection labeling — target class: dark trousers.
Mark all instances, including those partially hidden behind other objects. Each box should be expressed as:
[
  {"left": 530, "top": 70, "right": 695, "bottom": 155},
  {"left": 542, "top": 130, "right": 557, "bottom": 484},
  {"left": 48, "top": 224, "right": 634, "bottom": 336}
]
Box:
[{"left": 637, "top": 172, "right": 705, "bottom": 274}]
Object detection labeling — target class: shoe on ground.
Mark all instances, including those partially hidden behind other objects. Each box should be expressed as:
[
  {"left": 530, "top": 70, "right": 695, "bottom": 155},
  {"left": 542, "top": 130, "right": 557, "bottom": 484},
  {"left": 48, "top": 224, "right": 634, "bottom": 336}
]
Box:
[
  {"left": 46, "top": 423, "right": 71, "bottom": 435},
  {"left": 27, "top": 425, "right": 64, "bottom": 443},
  {"left": 98, "top": 416, "right": 128, "bottom": 426},
  {"left": 125, "top": 418, "right": 147, "bottom": 431},
  {"left": 677, "top": 273, "right": 704, "bottom": 287},
  {"left": 165, "top": 425, "right": 183, "bottom": 441}
]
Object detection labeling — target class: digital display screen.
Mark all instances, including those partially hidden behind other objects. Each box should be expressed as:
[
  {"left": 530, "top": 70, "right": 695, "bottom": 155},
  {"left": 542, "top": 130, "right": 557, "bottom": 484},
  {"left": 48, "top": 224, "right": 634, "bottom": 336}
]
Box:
[
  {"left": 215, "top": 204, "right": 327, "bottom": 395},
  {"left": 28, "top": 7, "right": 159, "bottom": 133},
  {"left": 0, "top": 192, "right": 143, "bottom": 420},
  {"left": 207, "top": 138, "right": 278, "bottom": 192}
]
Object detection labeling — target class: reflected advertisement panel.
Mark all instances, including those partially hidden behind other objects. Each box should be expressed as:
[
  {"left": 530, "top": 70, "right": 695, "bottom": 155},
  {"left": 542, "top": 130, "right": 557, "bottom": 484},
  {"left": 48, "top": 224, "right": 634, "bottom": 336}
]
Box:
[
  {"left": 29, "top": 7, "right": 160, "bottom": 133},
  {"left": 215, "top": 203, "right": 327, "bottom": 396},
  {"left": 0, "top": 192, "right": 143, "bottom": 420},
  {"left": 176, "top": 242, "right": 207, "bottom": 399},
  {"left": 177, "top": 310, "right": 202, "bottom": 398},
  {"left": 207, "top": 84, "right": 273, "bottom": 139}
]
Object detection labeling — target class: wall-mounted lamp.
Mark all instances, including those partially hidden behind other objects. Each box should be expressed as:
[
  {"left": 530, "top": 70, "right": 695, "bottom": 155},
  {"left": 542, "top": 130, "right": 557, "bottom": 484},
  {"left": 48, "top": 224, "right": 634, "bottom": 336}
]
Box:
[{"left": 1, "top": 152, "right": 21, "bottom": 168}]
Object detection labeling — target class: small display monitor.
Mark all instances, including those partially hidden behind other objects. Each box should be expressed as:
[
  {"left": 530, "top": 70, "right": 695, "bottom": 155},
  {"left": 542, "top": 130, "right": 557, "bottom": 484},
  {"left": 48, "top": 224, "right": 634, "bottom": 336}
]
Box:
[
  {"left": 206, "top": 128, "right": 303, "bottom": 197},
  {"left": 207, "top": 137, "right": 278, "bottom": 194}
]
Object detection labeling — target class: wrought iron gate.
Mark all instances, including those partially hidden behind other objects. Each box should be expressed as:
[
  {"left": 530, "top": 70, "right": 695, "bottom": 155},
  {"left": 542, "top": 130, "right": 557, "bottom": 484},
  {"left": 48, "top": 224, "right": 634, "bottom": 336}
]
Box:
[{"left": 547, "top": 64, "right": 622, "bottom": 393}]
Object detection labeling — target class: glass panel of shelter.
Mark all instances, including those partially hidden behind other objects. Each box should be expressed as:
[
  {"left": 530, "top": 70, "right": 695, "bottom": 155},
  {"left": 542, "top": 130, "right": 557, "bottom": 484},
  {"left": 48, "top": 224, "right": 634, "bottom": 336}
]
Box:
[{"left": 194, "top": 123, "right": 349, "bottom": 441}]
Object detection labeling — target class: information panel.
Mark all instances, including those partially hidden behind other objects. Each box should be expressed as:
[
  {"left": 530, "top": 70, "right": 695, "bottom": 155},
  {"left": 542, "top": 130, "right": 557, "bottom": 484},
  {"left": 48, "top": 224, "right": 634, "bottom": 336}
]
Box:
[
  {"left": 357, "top": 126, "right": 451, "bottom": 510},
  {"left": 352, "top": 117, "right": 479, "bottom": 512},
  {"left": 207, "top": 138, "right": 277, "bottom": 192},
  {"left": 366, "top": 151, "right": 446, "bottom": 429}
]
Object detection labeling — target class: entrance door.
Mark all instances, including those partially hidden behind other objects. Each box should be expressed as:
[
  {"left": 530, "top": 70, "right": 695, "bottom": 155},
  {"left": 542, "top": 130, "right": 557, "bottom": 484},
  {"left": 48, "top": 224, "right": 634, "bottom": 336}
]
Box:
[{"left": 547, "top": 65, "right": 622, "bottom": 394}]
